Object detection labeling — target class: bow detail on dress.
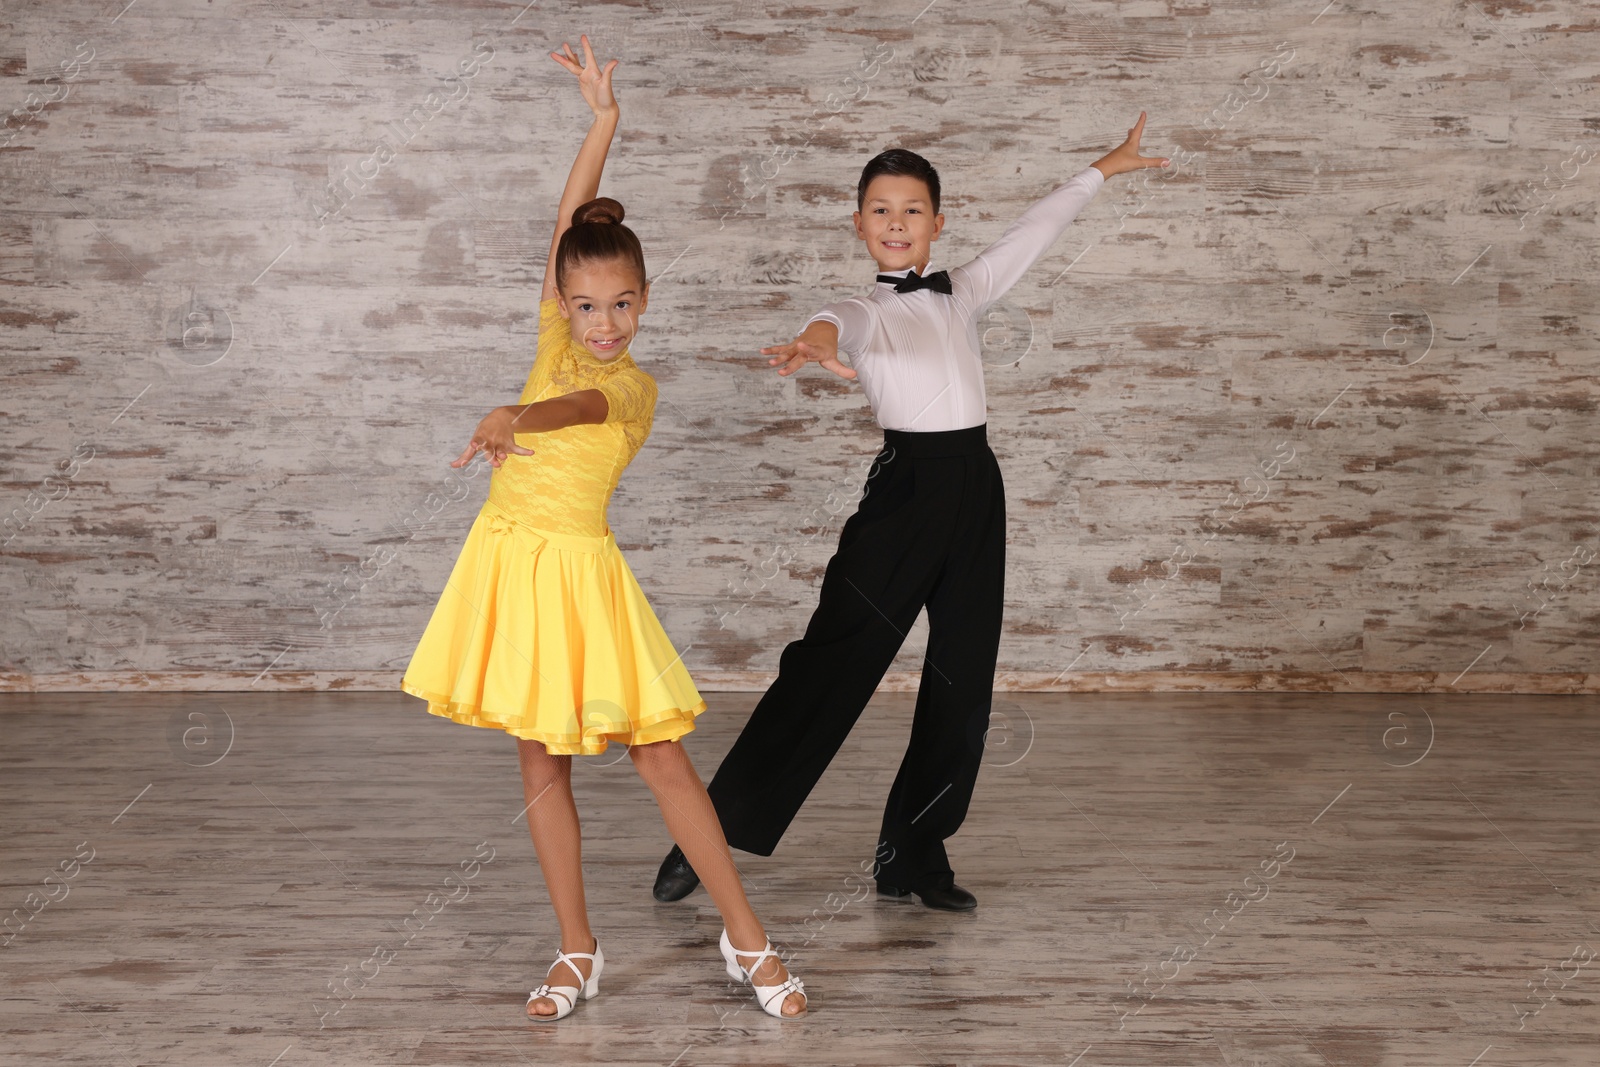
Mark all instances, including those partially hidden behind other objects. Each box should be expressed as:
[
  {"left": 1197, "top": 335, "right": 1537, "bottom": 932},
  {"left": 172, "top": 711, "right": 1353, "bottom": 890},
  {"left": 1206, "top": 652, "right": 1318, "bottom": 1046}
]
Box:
[{"left": 483, "top": 506, "right": 550, "bottom": 558}]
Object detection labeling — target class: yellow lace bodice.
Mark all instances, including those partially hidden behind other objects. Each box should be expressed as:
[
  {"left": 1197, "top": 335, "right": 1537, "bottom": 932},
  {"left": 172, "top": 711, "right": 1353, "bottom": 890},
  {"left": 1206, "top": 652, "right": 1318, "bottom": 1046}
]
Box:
[{"left": 485, "top": 298, "right": 658, "bottom": 537}]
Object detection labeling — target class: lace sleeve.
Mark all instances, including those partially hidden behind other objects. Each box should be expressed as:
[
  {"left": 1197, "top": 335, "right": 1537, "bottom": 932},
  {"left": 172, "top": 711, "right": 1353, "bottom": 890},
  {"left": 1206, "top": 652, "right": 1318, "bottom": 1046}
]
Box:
[
  {"left": 598, "top": 365, "right": 658, "bottom": 461},
  {"left": 518, "top": 299, "right": 572, "bottom": 404}
]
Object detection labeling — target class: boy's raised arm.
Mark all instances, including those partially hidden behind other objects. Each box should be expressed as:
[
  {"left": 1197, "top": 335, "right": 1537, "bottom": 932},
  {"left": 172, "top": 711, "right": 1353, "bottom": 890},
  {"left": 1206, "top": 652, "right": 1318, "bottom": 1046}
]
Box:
[{"left": 953, "top": 111, "right": 1168, "bottom": 311}]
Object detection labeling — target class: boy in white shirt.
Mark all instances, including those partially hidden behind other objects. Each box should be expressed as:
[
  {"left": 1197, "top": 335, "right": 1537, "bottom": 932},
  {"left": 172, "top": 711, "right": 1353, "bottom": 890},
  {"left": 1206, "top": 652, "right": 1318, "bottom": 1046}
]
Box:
[{"left": 655, "top": 114, "right": 1169, "bottom": 910}]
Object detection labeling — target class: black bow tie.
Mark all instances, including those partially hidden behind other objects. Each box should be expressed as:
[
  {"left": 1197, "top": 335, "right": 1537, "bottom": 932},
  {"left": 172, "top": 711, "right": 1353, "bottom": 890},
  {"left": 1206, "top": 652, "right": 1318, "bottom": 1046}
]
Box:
[{"left": 878, "top": 269, "right": 952, "bottom": 295}]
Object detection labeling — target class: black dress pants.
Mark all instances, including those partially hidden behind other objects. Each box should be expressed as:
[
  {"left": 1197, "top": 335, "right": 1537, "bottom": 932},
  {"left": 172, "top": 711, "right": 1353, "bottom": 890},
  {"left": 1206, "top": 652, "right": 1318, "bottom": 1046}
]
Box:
[{"left": 705, "top": 424, "right": 1005, "bottom": 889}]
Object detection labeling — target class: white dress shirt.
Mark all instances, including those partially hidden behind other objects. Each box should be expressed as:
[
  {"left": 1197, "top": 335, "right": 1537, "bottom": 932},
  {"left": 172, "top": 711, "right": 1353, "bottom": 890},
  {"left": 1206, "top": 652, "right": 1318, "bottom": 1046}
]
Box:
[{"left": 805, "top": 165, "right": 1106, "bottom": 432}]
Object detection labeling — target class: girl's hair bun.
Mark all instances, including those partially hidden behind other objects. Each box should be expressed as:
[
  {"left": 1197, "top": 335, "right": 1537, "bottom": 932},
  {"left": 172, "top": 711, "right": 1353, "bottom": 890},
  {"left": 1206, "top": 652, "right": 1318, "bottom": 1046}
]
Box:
[
  {"left": 555, "top": 196, "right": 645, "bottom": 290},
  {"left": 572, "top": 197, "right": 625, "bottom": 226}
]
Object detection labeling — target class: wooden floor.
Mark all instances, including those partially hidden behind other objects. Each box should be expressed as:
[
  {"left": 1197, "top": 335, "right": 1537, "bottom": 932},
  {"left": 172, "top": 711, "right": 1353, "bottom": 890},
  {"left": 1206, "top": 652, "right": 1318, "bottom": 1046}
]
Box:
[{"left": 1, "top": 691, "right": 1597, "bottom": 1067}]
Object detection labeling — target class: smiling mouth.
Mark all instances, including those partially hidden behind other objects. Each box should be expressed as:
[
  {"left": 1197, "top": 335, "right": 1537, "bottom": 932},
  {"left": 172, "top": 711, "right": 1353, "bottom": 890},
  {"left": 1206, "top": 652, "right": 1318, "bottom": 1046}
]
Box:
[
  {"left": 882, "top": 240, "right": 911, "bottom": 250},
  {"left": 589, "top": 337, "right": 623, "bottom": 350}
]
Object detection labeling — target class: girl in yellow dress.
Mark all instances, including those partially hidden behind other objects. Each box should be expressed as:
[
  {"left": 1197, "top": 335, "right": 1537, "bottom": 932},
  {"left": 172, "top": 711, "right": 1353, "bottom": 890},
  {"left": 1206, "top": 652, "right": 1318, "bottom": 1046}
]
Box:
[{"left": 400, "top": 36, "right": 806, "bottom": 1021}]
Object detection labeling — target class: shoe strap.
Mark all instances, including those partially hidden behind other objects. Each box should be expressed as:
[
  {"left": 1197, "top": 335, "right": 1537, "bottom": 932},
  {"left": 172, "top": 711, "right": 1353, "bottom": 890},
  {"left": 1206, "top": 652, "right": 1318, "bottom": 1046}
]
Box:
[
  {"left": 552, "top": 946, "right": 599, "bottom": 969},
  {"left": 755, "top": 974, "right": 806, "bottom": 1012},
  {"left": 731, "top": 940, "right": 804, "bottom": 993},
  {"left": 729, "top": 938, "right": 778, "bottom": 976},
  {"left": 545, "top": 945, "right": 598, "bottom": 987},
  {"left": 528, "top": 983, "right": 574, "bottom": 1011}
]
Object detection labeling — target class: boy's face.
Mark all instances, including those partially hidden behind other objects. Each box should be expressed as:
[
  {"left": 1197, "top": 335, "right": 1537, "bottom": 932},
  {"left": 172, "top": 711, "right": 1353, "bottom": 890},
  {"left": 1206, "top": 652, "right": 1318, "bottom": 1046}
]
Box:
[{"left": 853, "top": 174, "right": 945, "bottom": 274}]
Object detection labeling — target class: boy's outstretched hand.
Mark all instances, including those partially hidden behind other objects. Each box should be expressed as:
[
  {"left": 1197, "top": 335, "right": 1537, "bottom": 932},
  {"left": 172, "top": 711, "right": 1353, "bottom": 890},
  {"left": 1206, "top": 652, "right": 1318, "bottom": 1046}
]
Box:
[
  {"left": 763, "top": 321, "right": 856, "bottom": 380},
  {"left": 550, "top": 34, "right": 618, "bottom": 117},
  {"left": 1091, "top": 111, "right": 1170, "bottom": 179}
]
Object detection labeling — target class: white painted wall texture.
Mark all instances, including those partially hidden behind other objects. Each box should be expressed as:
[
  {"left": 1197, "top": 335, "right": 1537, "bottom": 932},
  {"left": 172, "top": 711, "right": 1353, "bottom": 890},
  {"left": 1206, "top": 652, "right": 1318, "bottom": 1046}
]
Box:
[{"left": 2, "top": 1, "right": 1596, "bottom": 691}]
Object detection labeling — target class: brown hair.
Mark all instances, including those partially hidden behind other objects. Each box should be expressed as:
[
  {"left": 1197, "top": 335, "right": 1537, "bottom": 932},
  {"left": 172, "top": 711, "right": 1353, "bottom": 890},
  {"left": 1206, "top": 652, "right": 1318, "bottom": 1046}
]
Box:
[
  {"left": 858, "top": 148, "right": 941, "bottom": 214},
  {"left": 554, "top": 197, "right": 647, "bottom": 292}
]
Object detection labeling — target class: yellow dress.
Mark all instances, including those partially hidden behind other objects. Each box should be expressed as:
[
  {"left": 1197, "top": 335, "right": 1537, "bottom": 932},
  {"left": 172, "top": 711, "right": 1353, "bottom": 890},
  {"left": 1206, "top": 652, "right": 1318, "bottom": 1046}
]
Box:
[{"left": 400, "top": 298, "right": 706, "bottom": 754}]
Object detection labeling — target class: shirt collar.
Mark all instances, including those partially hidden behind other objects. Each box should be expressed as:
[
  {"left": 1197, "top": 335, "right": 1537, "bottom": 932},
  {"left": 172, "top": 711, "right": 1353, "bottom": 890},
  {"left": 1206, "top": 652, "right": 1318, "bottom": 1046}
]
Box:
[{"left": 875, "top": 261, "right": 937, "bottom": 286}]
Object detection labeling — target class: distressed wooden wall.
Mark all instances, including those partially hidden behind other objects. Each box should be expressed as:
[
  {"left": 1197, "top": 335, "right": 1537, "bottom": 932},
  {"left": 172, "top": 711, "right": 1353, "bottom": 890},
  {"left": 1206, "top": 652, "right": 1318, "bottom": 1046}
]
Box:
[{"left": 2, "top": 0, "right": 1596, "bottom": 691}]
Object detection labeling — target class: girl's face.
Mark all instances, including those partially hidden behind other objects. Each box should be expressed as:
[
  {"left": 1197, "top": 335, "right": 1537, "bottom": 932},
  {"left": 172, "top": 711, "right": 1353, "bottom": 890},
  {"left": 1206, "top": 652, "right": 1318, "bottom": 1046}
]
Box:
[{"left": 557, "top": 260, "right": 649, "bottom": 360}]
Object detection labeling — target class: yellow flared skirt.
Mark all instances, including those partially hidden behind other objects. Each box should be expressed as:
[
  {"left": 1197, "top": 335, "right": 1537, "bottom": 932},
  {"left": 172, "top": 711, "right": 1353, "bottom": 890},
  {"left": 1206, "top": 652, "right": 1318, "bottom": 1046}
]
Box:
[{"left": 400, "top": 500, "right": 706, "bottom": 755}]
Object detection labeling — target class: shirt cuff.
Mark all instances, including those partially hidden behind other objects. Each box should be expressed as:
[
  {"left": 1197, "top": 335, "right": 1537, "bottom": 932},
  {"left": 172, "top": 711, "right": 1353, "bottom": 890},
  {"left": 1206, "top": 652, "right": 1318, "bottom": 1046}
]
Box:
[
  {"left": 806, "top": 309, "right": 844, "bottom": 332},
  {"left": 804, "top": 309, "right": 855, "bottom": 366}
]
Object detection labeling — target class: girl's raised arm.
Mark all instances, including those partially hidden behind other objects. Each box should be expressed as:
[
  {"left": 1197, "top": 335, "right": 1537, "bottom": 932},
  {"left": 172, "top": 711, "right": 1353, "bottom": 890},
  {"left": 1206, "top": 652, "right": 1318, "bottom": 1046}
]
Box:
[{"left": 541, "top": 36, "right": 620, "bottom": 303}]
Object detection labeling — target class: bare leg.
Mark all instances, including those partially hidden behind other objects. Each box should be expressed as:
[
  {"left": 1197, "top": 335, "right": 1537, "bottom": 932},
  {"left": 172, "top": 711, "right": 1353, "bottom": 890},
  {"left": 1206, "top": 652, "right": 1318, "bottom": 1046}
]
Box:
[
  {"left": 629, "top": 739, "right": 805, "bottom": 1016},
  {"left": 516, "top": 738, "right": 597, "bottom": 1017}
]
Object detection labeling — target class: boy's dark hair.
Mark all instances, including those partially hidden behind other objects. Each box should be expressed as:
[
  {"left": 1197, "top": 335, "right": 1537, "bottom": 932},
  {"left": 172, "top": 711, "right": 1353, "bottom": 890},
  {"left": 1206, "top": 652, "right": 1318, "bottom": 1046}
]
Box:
[
  {"left": 856, "top": 149, "right": 941, "bottom": 214},
  {"left": 555, "top": 196, "right": 647, "bottom": 291}
]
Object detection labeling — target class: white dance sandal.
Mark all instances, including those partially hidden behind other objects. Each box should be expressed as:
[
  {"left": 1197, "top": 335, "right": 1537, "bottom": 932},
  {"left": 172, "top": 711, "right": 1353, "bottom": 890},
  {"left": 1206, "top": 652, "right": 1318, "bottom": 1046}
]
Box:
[
  {"left": 719, "top": 928, "right": 806, "bottom": 1018},
  {"left": 527, "top": 940, "right": 603, "bottom": 1020}
]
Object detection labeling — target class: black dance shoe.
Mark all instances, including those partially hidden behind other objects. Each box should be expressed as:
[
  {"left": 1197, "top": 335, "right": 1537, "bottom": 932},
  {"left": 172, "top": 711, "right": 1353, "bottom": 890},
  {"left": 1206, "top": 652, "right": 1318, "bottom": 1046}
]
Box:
[
  {"left": 652, "top": 844, "right": 700, "bottom": 902},
  {"left": 877, "top": 872, "right": 978, "bottom": 911}
]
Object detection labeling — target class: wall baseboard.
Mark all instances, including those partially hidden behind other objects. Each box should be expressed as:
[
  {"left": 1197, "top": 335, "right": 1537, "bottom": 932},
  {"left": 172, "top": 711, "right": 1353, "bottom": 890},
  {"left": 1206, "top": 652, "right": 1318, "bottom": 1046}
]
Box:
[{"left": 2, "top": 670, "right": 1596, "bottom": 695}]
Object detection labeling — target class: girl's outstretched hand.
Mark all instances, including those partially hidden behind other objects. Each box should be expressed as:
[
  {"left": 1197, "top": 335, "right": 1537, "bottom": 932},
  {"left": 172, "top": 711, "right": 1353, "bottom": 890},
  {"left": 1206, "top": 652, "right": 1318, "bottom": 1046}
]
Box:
[
  {"left": 1091, "top": 111, "right": 1170, "bottom": 179},
  {"left": 550, "top": 34, "right": 618, "bottom": 117},
  {"left": 452, "top": 407, "right": 535, "bottom": 470}
]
